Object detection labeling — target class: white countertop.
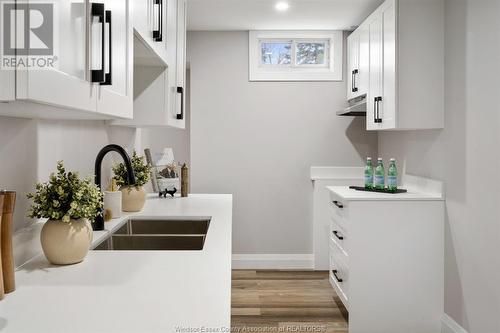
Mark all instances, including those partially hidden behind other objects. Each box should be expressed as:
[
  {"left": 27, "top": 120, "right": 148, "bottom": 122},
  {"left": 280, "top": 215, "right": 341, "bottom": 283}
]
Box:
[
  {"left": 327, "top": 186, "right": 444, "bottom": 201},
  {"left": 0, "top": 194, "right": 233, "bottom": 333}
]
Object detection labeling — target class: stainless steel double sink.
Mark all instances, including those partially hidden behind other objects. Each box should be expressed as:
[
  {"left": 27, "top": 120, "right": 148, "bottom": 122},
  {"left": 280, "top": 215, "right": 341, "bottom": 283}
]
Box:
[{"left": 94, "top": 219, "right": 211, "bottom": 251}]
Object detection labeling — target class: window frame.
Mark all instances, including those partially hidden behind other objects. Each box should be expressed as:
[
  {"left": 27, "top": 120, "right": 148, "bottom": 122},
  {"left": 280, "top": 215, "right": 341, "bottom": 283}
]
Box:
[{"left": 249, "top": 31, "right": 343, "bottom": 81}]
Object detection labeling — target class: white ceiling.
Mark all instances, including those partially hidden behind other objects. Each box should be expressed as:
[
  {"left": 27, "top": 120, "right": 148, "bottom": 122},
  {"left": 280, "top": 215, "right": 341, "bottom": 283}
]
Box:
[{"left": 187, "top": 0, "right": 384, "bottom": 31}]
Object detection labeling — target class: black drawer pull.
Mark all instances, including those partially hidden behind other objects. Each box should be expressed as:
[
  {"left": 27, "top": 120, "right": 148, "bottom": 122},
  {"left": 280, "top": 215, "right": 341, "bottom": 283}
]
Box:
[
  {"left": 100, "top": 10, "right": 112, "bottom": 86},
  {"left": 375, "top": 96, "right": 383, "bottom": 123},
  {"left": 90, "top": 3, "right": 105, "bottom": 83},
  {"left": 352, "top": 69, "right": 358, "bottom": 92},
  {"left": 333, "top": 230, "right": 344, "bottom": 241},
  {"left": 153, "top": 0, "right": 163, "bottom": 42},
  {"left": 332, "top": 201, "right": 343, "bottom": 209},
  {"left": 176, "top": 86, "right": 184, "bottom": 120},
  {"left": 332, "top": 269, "right": 343, "bottom": 283}
]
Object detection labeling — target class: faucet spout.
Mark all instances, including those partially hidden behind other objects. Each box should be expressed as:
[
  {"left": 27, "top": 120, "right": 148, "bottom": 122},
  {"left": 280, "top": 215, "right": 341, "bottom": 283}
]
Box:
[{"left": 94, "top": 144, "right": 136, "bottom": 231}]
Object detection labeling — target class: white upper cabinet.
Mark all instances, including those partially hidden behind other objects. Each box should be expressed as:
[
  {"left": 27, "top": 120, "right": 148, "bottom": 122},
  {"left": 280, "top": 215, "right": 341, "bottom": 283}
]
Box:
[
  {"left": 346, "top": 25, "right": 369, "bottom": 101},
  {"left": 96, "top": 0, "right": 134, "bottom": 118},
  {"left": 112, "top": 0, "right": 186, "bottom": 128},
  {"left": 347, "top": 31, "right": 360, "bottom": 100},
  {"left": 366, "top": 2, "right": 396, "bottom": 129},
  {"left": 350, "top": 0, "right": 445, "bottom": 130},
  {"left": 0, "top": 0, "right": 133, "bottom": 119},
  {"left": 169, "top": 0, "right": 187, "bottom": 129},
  {"left": 132, "top": 0, "right": 168, "bottom": 62}
]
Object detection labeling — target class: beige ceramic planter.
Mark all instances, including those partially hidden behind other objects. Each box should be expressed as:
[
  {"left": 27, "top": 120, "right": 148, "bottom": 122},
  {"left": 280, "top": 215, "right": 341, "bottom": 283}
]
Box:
[
  {"left": 120, "top": 186, "right": 146, "bottom": 212},
  {"left": 40, "top": 218, "right": 93, "bottom": 265}
]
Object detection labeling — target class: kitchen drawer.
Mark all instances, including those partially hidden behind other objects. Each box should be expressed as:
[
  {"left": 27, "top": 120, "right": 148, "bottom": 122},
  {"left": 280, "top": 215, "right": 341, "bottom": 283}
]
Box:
[
  {"left": 330, "top": 218, "right": 349, "bottom": 258},
  {"left": 329, "top": 204, "right": 349, "bottom": 232},
  {"left": 329, "top": 192, "right": 349, "bottom": 221},
  {"left": 329, "top": 242, "right": 349, "bottom": 309}
]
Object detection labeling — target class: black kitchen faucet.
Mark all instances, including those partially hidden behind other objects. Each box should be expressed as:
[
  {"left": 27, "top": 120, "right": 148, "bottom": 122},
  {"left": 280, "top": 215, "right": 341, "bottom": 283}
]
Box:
[{"left": 94, "top": 144, "right": 136, "bottom": 231}]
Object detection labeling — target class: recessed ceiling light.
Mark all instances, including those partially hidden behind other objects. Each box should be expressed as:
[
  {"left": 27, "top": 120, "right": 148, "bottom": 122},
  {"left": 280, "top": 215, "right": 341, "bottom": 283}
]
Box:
[{"left": 275, "top": 2, "right": 290, "bottom": 12}]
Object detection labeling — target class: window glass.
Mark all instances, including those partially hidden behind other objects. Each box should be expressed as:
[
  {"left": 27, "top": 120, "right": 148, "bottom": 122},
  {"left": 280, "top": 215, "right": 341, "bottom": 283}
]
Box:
[
  {"left": 260, "top": 42, "right": 292, "bottom": 65},
  {"left": 249, "top": 31, "right": 342, "bottom": 81},
  {"left": 296, "top": 42, "right": 328, "bottom": 65}
]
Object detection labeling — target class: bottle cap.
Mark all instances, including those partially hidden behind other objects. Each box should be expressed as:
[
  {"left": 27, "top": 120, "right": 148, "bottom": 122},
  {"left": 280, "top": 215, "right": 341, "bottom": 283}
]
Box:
[
  {"left": 367, "top": 157, "right": 372, "bottom": 160},
  {"left": 390, "top": 158, "right": 395, "bottom": 161},
  {"left": 377, "top": 158, "right": 383, "bottom": 161}
]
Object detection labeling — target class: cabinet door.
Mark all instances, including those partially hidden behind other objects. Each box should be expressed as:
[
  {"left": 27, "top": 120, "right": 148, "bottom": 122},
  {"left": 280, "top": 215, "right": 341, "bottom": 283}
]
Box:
[
  {"left": 380, "top": 0, "right": 396, "bottom": 129},
  {"left": 96, "top": 0, "right": 133, "bottom": 118},
  {"left": 16, "top": 0, "right": 97, "bottom": 112},
  {"left": 0, "top": 71, "right": 14, "bottom": 101},
  {"left": 346, "top": 31, "right": 359, "bottom": 100},
  {"left": 357, "top": 24, "right": 369, "bottom": 99},
  {"left": 133, "top": 0, "right": 168, "bottom": 63},
  {"left": 367, "top": 13, "right": 383, "bottom": 130},
  {"left": 174, "top": 0, "right": 186, "bottom": 127},
  {"left": 132, "top": 0, "right": 151, "bottom": 42},
  {"left": 165, "top": 0, "right": 186, "bottom": 129}
]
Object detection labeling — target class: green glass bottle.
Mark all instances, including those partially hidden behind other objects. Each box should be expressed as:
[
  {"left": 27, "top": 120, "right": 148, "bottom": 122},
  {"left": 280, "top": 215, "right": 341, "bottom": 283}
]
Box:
[
  {"left": 374, "top": 158, "right": 385, "bottom": 190},
  {"left": 387, "top": 158, "right": 398, "bottom": 192},
  {"left": 364, "top": 157, "right": 374, "bottom": 189}
]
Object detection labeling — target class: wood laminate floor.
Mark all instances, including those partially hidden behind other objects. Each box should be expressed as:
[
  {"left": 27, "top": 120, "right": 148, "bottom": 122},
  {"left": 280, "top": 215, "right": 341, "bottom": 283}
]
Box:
[{"left": 232, "top": 270, "right": 348, "bottom": 333}]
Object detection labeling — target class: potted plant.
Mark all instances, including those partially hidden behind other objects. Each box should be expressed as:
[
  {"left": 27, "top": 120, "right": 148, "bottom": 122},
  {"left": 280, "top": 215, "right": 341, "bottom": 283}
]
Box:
[
  {"left": 112, "top": 151, "right": 151, "bottom": 212},
  {"left": 27, "top": 161, "right": 103, "bottom": 265}
]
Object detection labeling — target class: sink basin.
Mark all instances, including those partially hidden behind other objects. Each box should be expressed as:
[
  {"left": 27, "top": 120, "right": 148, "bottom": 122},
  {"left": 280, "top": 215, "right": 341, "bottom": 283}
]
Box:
[{"left": 94, "top": 219, "right": 210, "bottom": 251}]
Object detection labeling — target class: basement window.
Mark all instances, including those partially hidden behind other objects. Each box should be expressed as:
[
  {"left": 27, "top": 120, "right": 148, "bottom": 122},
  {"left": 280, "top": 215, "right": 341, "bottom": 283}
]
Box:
[{"left": 249, "top": 31, "right": 343, "bottom": 81}]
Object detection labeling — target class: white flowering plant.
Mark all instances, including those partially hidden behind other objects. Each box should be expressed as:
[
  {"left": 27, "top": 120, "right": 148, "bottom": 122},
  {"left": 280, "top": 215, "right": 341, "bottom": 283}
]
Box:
[{"left": 27, "top": 161, "right": 103, "bottom": 223}]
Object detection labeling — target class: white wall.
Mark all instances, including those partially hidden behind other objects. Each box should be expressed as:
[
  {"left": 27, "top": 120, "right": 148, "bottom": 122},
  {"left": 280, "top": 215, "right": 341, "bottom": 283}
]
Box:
[
  {"left": 0, "top": 118, "right": 140, "bottom": 232},
  {"left": 0, "top": 117, "right": 38, "bottom": 231},
  {"left": 378, "top": 0, "right": 500, "bottom": 331},
  {"left": 187, "top": 31, "right": 378, "bottom": 255}
]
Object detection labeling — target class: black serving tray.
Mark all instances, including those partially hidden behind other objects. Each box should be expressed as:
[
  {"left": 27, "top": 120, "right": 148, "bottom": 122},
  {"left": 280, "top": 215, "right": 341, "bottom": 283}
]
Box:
[{"left": 349, "top": 186, "right": 408, "bottom": 194}]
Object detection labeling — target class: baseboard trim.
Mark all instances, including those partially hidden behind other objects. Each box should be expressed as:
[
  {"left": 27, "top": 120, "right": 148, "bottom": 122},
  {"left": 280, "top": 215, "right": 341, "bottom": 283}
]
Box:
[
  {"left": 232, "top": 254, "right": 314, "bottom": 270},
  {"left": 442, "top": 314, "right": 468, "bottom": 333}
]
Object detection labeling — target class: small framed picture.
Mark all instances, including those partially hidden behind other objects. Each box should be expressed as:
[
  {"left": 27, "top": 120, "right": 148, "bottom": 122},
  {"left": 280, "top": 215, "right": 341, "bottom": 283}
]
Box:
[{"left": 144, "top": 148, "right": 181, "bottom": 196}]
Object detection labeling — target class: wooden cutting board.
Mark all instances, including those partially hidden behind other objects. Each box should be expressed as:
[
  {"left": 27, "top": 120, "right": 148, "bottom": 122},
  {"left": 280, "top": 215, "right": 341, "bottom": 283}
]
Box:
[
  {"left": 0, "top": 194, "right": 4, "bottom": 300},
  {"left": 1, "top": 191, "right": 16, "bottom": 294}
]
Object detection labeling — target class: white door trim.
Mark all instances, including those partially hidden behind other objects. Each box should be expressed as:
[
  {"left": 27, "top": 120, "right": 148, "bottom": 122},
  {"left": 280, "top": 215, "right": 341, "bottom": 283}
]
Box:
[{"left": 442, "top": 314, "right": 468, "bottom": 333}]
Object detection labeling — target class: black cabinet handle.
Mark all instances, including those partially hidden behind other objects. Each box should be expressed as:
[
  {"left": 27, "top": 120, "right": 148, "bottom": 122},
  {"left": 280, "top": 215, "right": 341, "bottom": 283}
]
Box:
[
  {"left": 375, "top": 96, "right": 383, "bottom": 123},
  {"left": 91, "top": 3, "right": 105, "bottom": 83},
  {"left": 153, "top": 0, "right": 163, "bottom": 42},
  {"left": 352, "top": 69, "right": 358, "bottom": 92},
  {"left": 158, "top": 0, "right": 163, "bottom": 41},
  {"left": 332, "top": 269, "right": 343, "bottom": 283},
  {"left": 351, "top": 71, "right": 355, "bottom": 92},
  {"left": 332, "top": 230, "right": 344, "bottom": 241},
  {"left": 373, "top": 96, "right": 377, "bottom": 123},
  {"left": 176, "top": 86, "right": 184, "bottom": 120},
  {"left": 332, "top": 201, "right": 343, "bottom": 209},
  {"left": 100, "top": 10, "right": 112, "bottom": 86}
]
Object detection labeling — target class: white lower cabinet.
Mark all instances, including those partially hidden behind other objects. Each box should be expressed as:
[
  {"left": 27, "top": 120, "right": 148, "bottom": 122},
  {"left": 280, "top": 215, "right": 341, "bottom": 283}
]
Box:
[
  {"left": 327, "top": 184, "right": 444, "bottom": 333},
  {"left": 329, "top": 241, "right": 349, "bottom": 309},
  {"left": 0, "top": 0, "right": 133, "bottom": 119}
]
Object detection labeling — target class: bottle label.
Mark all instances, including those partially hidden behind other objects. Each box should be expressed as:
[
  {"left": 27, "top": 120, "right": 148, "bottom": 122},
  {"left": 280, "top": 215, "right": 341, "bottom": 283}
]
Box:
[
  {"left": 374, "top": 175, "right": 385, "bottom": 186},
  {"left": 364, "top": 175, "right": 373, "bottom": 185},
  {"left": 387, "top": 176, "right": 397, "bottom": 187}
]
